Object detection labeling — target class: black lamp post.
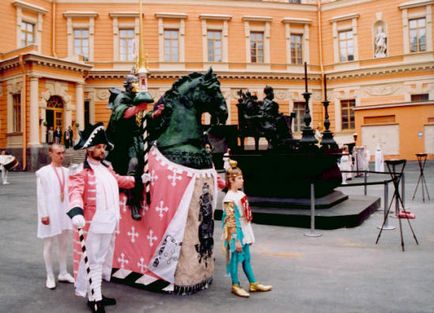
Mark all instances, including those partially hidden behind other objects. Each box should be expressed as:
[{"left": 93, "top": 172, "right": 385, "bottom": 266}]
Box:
[
  {"left": 320, "top": 74, "right": 338, "bottom": 150},
  {"left": 300, "top": 62, "right": 318, "bottom": 147}
]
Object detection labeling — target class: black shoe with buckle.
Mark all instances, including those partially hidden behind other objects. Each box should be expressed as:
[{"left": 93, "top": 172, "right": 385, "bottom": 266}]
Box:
[
  {"left": 87, "top": 300, "right": 105, "bottom": 313},
  {"left": 102, "top": 295, "right": 116, "bottom": 306}
]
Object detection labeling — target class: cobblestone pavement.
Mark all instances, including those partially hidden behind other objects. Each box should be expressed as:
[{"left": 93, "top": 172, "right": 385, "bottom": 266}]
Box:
[{"left": 1, "top": 161, "right": 433, "bottom": 313}]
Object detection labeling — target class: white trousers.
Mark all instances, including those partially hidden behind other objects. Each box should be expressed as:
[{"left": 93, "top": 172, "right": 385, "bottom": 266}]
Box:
[
  {"left": 75, "top": 232, "right": 114, "bottom": 301},
  {"left": 43, "top": 230, "right": 71, "bottom": 278}
]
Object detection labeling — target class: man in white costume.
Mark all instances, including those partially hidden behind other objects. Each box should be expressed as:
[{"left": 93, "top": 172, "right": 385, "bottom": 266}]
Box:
[
  {"left": 36, "top": 144, "right": 75, "bottom": 289},
  {"left": 375, "top": 144, "right": 385, "bottom": 172},
  {"left": 68, "top": 123, "right": 138, "bottom": 313}
]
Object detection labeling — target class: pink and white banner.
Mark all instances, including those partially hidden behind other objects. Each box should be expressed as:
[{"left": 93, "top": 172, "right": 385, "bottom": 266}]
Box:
[{"left": 112, "top": 147, "right": 218, "bottom": 290}]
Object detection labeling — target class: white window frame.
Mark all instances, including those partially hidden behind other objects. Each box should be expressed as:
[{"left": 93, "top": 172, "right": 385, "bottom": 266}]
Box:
[
  {"left": 13, "top": 0, "right": 47, "bottom": 52},
  {"left": 110, "top": 12, "right": 140, "bottom": 64},
  {"left": 155, "top": 13, "right": 187, "bottom": 68},
  {"left": 199, "top": 14, "right": 231, "bottom": 68},
  {"left": 330, "top": 13, "right": 359, "bottom": 64},
  {"left": 242, "top": 16, "right": 272, "bottom": 68},
  {"left": 399, "top": 0, "right": 433, "bottom": 54},
  {"left": 163, "top": 29, "right": 180, "bottom": 62},
  {"left": 282, "top": 18, "right": 311, "bottom": 66},
  {"left": 64, "top": 12, "right": 98, "bottom": 61}
]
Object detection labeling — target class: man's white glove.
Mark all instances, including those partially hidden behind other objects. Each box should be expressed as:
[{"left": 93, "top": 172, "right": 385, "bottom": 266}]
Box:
[
  {"left": 72, "top": 215, "right": 86, "bottom": 228},
  {"left": 142, "top": 173, "right": 151, "bottom": 183}
]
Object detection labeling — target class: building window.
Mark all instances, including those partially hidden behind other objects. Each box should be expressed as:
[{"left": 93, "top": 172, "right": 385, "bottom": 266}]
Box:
[
  {"left": 207, "top": 30, "right": 222, "bottom": 62},
  {"left": 250, "top": 31, "right": 264, "bottom": 63},
  {"left": 73, "top": 29, "right": 89, "bottom": 59},
  {"left": 164, "top": 29, "right": 179, "bottom": 62},
  {"left": 12, "top": 94, "right": 21, "bottom": 132},
  {"left": 119, "top": 29, "right": 135, "bottom": 61},
  {"left": 411, "top": 94, "right": 429, "bottom": 102},
  {"left": 288, "top": 0, "right": 301, "bottom": 3},
  {"left": 20, "top": 21, "right": 35, "bottom": 47},
  {"left": 409, "top": 18, "right": 426, "bottom": 52},
  {"left": 338, "top": 30, "right": 354, "bottom": 62},
  {"left": 290, "top": 34, "right": 303, "bottom": 64},
  {"left": 293, "top": 101, "right": 305, "bottom": 132},
  {"left": 341, "top": 99, "right": 355, "bottom": 130}
]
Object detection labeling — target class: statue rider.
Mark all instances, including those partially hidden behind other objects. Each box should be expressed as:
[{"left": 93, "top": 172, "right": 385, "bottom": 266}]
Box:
[
  {"left": 261, "top": 85, "right": 281, "bottom": 148},
  {"left": 106, "top": 75, "right": 155, "bottom": 220}
]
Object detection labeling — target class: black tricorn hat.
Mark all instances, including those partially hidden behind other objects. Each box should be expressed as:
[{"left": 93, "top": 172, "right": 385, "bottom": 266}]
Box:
[{"left": 73, "top": 122, "right": 114, "bottom": 151}]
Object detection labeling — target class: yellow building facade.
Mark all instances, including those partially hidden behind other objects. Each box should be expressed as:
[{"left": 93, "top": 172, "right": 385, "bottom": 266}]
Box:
[{"left": 0, "top": 0, "right": 433, "bottom": 169}]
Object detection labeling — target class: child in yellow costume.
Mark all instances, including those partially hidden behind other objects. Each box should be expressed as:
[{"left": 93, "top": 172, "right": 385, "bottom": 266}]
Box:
[{"left": 222, "top": 160, "right": 272, "bottom": 298}]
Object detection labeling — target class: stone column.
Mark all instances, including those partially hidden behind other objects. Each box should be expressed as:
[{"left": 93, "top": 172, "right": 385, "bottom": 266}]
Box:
[
  {"left": 29, "top": 76, "right": 40, "bottom": 146},
  {"left": 76, "top": 83, "right": 84, "bottom": 130}
]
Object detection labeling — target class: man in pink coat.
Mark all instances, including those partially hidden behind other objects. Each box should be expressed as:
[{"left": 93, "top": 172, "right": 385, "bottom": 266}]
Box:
[{"left": 68, "top": 122, "right": 140, "bottom": 313}]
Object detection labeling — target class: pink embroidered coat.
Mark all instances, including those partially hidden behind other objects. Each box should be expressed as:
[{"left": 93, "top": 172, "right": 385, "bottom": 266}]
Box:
[{"left": 67, "top": 159, "right": 136, "bottom": 279}]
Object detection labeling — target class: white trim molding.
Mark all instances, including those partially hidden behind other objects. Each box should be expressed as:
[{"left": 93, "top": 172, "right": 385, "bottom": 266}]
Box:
[
  {"left": 110, "top": 13, "right": 140, "bottom": 63},
  {"left": 200, "top": 14, "right": 231, "bottom": 68},
  {"left": 330, "top": 13, "right": 360, "bottom": 63},
  {"left": 282, "top": 18, "right": 312, "bottom": 66},
  {"left": 155, "top": 13, "right": 188, "bottom": 65},
  {"left": 14, "top": 1, "right": 47, "bottom": 52},
  {"left": 400, "top": 1, "right": 433, "bottom": 53},
  {"left": 243, "top": 16, "right": 272, "bottom": 68},
  {"left": 64, "top": 12, "right": 98, "bottom": 61}
]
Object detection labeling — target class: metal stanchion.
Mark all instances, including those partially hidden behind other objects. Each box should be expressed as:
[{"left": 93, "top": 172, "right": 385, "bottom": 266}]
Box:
[
  {"left": 364, "top": 170, "right": 368, "bottom": 195},
  {"left": 378, "top": 181, "right": 395, "bottom": 230},
  {"left": 304, "top": 183, "right": 322, "bottom": 237}
]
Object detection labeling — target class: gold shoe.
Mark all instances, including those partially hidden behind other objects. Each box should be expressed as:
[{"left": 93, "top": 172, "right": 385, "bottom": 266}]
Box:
[
  {"left": 249, "top": 282, "right": 272, "bottom": 292},
  {"left": 231, "top": 284, "right": 250, "bottom": 298}
]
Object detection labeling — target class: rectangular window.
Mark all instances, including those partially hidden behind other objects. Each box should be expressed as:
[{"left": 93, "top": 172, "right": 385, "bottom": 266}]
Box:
[
  {"left": 20, "top": 21, "right": 35, "bottom": 47},
  {"left": 250, "top": 31, "right": 264, "bottom": 63},
  {"left": 164, "top": 29, "right": 179, "bottom": 62},
  {"left": 293, "top": 101, "right": 305, "bottom": 132},
  {"left": 207, "top": 30, "right": 222, "bottom": 62},
  {"left": 12, "top": 94, "right": 21, "bottom": 132},
  {"left": 338, "top": 30, "right": 354, "bottom": 62},
  {"left": 288, "top": 0, "right": 301, "bottom": 3},
  {"left": 119, "top": 29, "right": 135, "bottom": 61},
  {"left": 411, "top": 94, "right": 429, "bottom": 102},
  {"left": 341, "top": 99, "right": 355, "bottom": 130},
  {"left": 290, "top": 34, "right": 303, "bottom": 64},
  {"left": 73, "top": 29, "right": 89, "bottom": 59},
  {"left": 409, "top": 18, "right": 426, "bottom": 52}
]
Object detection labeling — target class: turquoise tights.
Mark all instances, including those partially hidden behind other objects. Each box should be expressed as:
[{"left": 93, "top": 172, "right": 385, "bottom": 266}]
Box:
[{"left": 230, "top": 244, "right": 256, "bottom": 285}]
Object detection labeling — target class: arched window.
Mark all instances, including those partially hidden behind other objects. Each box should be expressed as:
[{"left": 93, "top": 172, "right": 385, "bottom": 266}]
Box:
[{"left": 46, "top": 95, "right": 64, "bottom": 109}]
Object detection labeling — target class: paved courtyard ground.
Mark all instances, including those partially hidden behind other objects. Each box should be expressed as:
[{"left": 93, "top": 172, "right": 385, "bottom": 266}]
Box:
[{"left": 0, "top": 161, "right": 433, "bottom": 313}]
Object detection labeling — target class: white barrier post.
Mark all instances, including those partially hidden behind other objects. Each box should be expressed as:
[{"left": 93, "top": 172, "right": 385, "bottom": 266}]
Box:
[{"left": 304, "top": 183, "right": 322, "bottom": 237}]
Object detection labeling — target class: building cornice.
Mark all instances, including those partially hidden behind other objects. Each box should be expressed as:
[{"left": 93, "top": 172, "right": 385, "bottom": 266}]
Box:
[
  {"left": 354, "top": 100, "right": 434, "bottom": 111},
  {"left": 399, "top": 0, "right": 434, "bottom": 10},
  {"left": 327, "top": 62, "right": 434, "bottom": 80},
  {"left": 12, "top": 0, "right": 48, "bottom": 14},
  {"left": 63, "top": 11, "right": 99, "bottom": 18},
  {"left": 329, "top": 13, "right": 360, "bottom": 23},
  {"left": 321, "top": 0, "right": 373, "bottom": 11},
  {"left": 242, "top": 15, "right": 273, "bottom": 22},
  {"left": 87, "top": 69, "right": 320, "bottom": 81},
  {"left": 155, "top": 12, "right": 188, "bottom": 19},
  {"left": 199, "top": 14, "right": 232, "bottom": 21},
  {"left": 109, "top": 12, "right": 140, "bottom": 18},
  {"left": 54, "top": 0, "right": 317, "bottom": 12},
  {"left": 281, "top": 17, "right": 312, "bottom": 24},
  {"left": 0, "top": 53, "right": 93, "bottom": 73}
]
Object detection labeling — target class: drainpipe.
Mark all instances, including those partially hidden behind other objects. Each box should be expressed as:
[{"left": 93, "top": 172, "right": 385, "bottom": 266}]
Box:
[
  {"left": 52, "top": 0, "right": 57, "bottom": 57},
  {"left": 19, "top": 54, "right": 27, "bottom": 170},
  {"left": 317, "top": 0, "right": 325, "bottom": 98}
]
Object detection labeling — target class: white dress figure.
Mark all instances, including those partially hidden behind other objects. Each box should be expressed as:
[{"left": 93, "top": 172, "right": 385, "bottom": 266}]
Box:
[
  {"left": 375, "top": 145, "right": 384, "bottom": 172},
  {"left": 363, "top": 146, "right": 371, "bottom": 174},
  {"left": 339, "top": 146, "right": 352, "bottom": 184}
]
